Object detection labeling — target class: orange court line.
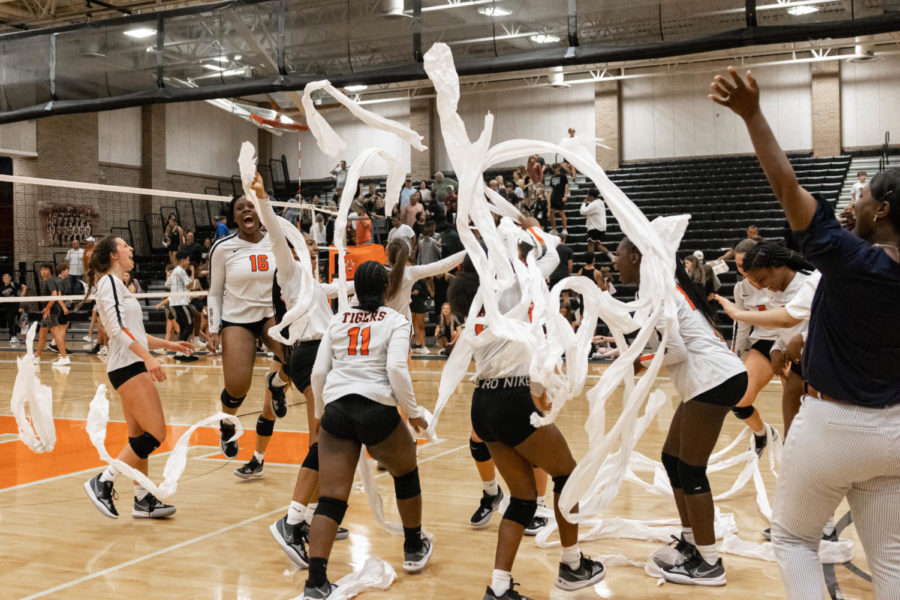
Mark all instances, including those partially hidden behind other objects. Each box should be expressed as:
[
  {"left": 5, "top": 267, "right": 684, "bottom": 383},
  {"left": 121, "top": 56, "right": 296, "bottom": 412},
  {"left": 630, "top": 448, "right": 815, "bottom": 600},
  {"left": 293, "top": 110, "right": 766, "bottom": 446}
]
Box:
[{"left": 0, "top": 416, "right": 312, "bottom": 490}]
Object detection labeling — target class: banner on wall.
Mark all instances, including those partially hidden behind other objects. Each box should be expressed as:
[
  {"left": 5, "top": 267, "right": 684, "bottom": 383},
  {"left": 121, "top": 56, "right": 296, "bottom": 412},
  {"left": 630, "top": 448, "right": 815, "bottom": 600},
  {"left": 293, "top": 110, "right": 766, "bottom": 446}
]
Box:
[
  {"left": 38, "top": 203, "right": 98, "bottom": 247},
  {"left": 328, "top": 244, "right": 386, "bottom": 282}
]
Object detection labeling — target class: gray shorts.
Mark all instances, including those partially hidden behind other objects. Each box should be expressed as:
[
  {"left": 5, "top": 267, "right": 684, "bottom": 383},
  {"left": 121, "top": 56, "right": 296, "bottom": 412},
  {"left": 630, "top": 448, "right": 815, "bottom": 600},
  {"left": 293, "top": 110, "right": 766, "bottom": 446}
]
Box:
[{"left": 41, "top": 312, "right": 61, "bottom": 328}]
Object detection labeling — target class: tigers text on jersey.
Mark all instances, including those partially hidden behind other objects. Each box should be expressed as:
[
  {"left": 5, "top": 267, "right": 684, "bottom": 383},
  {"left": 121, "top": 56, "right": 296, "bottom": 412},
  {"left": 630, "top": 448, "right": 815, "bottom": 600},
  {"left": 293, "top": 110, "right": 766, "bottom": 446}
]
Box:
[
  {"left": 95, "top": 274, "right": 149, "bottom": 373},
  {"left": 311, "top": 306, "right": 420, "bottom": 419},
  {"left": 207, "top": 233, "right": 275, "bottom": 332}
]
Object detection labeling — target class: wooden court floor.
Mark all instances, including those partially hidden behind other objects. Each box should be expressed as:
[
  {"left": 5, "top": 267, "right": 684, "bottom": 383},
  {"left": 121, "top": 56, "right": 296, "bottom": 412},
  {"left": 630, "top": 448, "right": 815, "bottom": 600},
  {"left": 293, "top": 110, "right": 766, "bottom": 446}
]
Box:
[{"left": 0, "top": 350, "right": 875, "bottom": 599}]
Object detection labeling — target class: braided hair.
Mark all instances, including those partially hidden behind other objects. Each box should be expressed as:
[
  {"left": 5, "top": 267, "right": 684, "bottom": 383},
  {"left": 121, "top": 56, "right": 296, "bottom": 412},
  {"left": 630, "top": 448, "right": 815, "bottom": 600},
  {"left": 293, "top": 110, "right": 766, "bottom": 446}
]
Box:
[
  {"left": 353, "top": 260, "right": 388, "bottom": 313},
  {"left": 869, "top": 168, "right": 900, "bottom": 231},
  {"left": 741, "top": 240, "right": 814, "bottom": 274}
]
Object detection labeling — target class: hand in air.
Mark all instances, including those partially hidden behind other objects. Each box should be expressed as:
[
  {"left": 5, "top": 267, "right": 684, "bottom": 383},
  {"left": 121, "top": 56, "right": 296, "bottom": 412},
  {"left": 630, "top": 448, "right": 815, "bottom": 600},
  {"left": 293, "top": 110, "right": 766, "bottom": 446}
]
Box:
[
  {"left": 709, "top": 67, "right": 760, "bottom": 121},
  {"left": 250, "top": 172, "right": 267, "bottom": 200}
]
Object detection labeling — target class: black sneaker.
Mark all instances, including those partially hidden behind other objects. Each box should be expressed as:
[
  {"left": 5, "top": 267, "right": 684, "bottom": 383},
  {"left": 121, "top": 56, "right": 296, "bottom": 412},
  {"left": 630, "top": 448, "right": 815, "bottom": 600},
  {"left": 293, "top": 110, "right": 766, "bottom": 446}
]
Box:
[
  {"left": 48, "top": 341, "right": 59, "bottom": 354},
  {"left": 133, "top": 493, "right": 176, "bottom": 518},
  {"left": 234, "top": 455, "right": 264, "bottom": 479},
  {"left": 483, "top": 580, "right": 531, "bottom": 600},
  {"left": 470, "top": 488, "right": 504, "bottom": 528},
  {"left": 84, "top": 474, "right": 119, "bottom": 519},
  {"left": 89, "top": 343, "right": 101, "bottom": 354},
  {"left": 219, "top": 422, "right": 239, "bottom": 458},
  {"left": 301, "top": 581, "right": 337, "bottom": 600},
  {"left": 267, "top": 371, "right": 288, "bottom": 418},
  {"left": 653, "top": 535, "right": 698, "bottom": 569},
  {"left": 661, "top": 552, "right": 726, "bottom": 586},
  {"left": 524, "top": 514, "right": 548, "bottom": 536},
  {"left": 402, "top": 535, "right": 433, "bottom": 573},
  {"left": 752, "top": 427, "right": 779, "bottom": 459},
  {"left": 556, "top": 553, "right": 605, "bottom": 591},
  {"left": 269, "top": 516, "right": 309, "bottom": 567},
  {"left": 173, "top": 353, "right": 199, "bottom": 362},
  {"left": 822, "top": 529, "right": 838, "bottom": 542}
]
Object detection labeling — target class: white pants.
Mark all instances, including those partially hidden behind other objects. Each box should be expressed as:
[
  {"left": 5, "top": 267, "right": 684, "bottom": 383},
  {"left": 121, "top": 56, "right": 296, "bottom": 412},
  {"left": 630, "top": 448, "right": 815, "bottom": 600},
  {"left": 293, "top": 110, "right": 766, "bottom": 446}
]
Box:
[{"left": 772, "top": 397, "right": 900, "bottom": 600}]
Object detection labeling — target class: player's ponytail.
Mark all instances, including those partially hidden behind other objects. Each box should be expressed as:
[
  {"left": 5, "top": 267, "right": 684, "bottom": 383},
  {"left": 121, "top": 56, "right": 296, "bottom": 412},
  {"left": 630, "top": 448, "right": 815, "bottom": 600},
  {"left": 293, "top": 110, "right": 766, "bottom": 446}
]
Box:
[
  {"left": 354, "top": 261, "right": 387, "bottom": 313},
  {"left": 80, "top": 235, "right": 118, "bottom": 307},
  {"left": 385, "top": 239, "right": 409, "bottom": 303}
]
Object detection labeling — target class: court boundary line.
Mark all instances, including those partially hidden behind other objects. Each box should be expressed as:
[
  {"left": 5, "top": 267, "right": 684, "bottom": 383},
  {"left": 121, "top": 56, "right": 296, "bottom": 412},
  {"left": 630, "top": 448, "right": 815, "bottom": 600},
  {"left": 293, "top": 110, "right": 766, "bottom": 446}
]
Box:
[{"left": 18, "top": 442, "right": 469, "bottom": 599}]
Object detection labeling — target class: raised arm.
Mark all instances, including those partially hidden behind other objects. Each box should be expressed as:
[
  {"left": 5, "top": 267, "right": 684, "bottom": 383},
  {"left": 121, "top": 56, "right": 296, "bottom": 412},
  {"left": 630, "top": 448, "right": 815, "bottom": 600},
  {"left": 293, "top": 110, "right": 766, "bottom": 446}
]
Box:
[
  {"left": 407, "top": 249, "right": 466, "bottom": 280},
  {"left": 715, "top": 294, "right": 803, "bottom": 329},
  {"left": 710, "top": 67, "right": 817, "bottom": 231}
]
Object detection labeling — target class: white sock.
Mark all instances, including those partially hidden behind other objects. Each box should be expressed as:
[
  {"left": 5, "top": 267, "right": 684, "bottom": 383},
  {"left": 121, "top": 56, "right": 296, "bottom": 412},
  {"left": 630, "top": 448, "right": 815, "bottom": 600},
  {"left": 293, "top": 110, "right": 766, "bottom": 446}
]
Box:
[
  {"left": 682, "top": 528, "right": 695, "bottom": 545},
  {"left": 483, "top": 479, "right": 499, "bottom": 496},
  {"left": 697, "top": 543, "right": 718, "bottom": 565},
  {"left": 287, "top": 501, "right": 306, "bottom": 525},
  {"left": 536, "top": 495, "right": 547, "bottom": 508},
  {"left": 560, "top": 544, "right": 581, "bottom": 569},
  {"left": 134, "top": 485, "right": 149, "bottom": 501},
  {"left": 752, "top": 422, "right": 766, "bottom": 436},
  {"left": 490, "top": 569, "right": 512, "bottom": 596},
  {"left": 254, "top": 451, "right": 265, "bottom": 462},
  {"left": 305, "top": 503, "right": 317, "bottom": 526},
  {"left": 823, "top": 517, "right": 836, "bottom": 536},
  {"left": 269, "top": 372, "right": 287, "bottom": 388},
  {"left": 99, "top": 465, "right": 119, "bottom": 483}
]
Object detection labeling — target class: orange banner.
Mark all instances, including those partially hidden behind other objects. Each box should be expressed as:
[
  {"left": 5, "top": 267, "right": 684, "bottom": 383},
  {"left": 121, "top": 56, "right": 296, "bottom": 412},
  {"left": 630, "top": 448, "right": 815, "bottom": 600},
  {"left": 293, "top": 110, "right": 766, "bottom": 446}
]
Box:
[{"left": 327, "top": 244, "right": 387, "bottom": 282}]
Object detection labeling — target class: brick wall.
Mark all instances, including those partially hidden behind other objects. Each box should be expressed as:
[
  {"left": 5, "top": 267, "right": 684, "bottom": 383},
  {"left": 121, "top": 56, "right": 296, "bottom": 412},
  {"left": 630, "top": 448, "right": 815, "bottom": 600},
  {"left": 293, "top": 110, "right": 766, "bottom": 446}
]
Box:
[
  {"left": 409, "top": 98, "right": 433, "bottom": 180},
  {"left": 595, "top": 80, "right": 621, "bottom": 171},
  {"left": 811, "top": 61, "right": 842, "bottom": 157}
]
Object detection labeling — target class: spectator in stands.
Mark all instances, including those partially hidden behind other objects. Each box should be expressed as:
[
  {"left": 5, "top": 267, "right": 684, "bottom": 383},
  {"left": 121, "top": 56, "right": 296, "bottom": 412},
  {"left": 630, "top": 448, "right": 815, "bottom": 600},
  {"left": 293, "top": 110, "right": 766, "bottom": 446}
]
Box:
[
  {"left": 578, "top": 252, "right": 602, "bottom": 286},
  {"left": 402, "top": 191, "right": 425, "bottom": 228},
  {"left": 418, "top": 180, "right": 432, "bottom": 204},
  {"left": 526, "top": 155, "right": 544, "bottom": 199},
  {"left": 214, "top": 215, "right": 230, "bottom": 239},
  {"left": 82, "top": 236, "right": 95, "bottom": 275},
  {"left": 400, "top": 176, "right": 416, "bottom": 211},
  {"left": 548, "top": 163, "right": 569, "bottom": 236},
  {"left": 580, "top": 188, "right": 607, "bottom": 254},
  {"left": 443, "top": 186, "right": 458, "bottom": 222},
  {"left": 1, "top": 271, "right": 25, "bottom": 345},
  {"left": 598, "top": 266, "right": 616, "bottom": 295},
  {"left": 549, "top": 240, "right": 574, "bottom": 289},
  {"left": 505, "top": 180, "right": 524, "bottom": 205},
  {"left": 202, "top": 237, "right": 213, "bottom": 263},
  {"left": 33, "top": 263, "right": 69, "bottom": 366},
  {"left": 331, "top": 160, "right": 348, "bottom": 191},
  {"left": 851, "top": 170, "right": 868, "bottom": 205},
  {"left": 410, "top": 277, "right": 430, "bottom": 354},
  {"left": 66, "top": 239, "right": 84, "bottom": 290},
  {"left": 179, "top": 231, "right": 203, "bottom": 266},
  {"left": 513, "top": 166, "right": 527, "bottom": 193},
  {"left": 363, "top": 183, "right": 384, "bottom": 215},
  {"left": 122, "top": 271, "right": 142, "bottom": 294},
  {"left": 282, "top": 195, "right": 301, "bottom": 226},
  {"left": 352, "top": 203, "right": 372, "bottom": 245},
  {"left": 433, "top": 171, "right": 457, "bottom": 204},
  {"left": 164, "top": 213, "right": 185, "bottom": 266},
  {"left": 418, "top": 221, "right": 441, "bottom": 266},
  {"left": 311, "top": 214, "right": 327, "bottom": 246},
  {"left": 684, "top": 255, "right": 716, "bottom": 299},
  {"left": 718, "top": 224, "right": 762, "bottom": 262},
  {"left": 436, "top": 302, "right": 462, "bottom": 356}
]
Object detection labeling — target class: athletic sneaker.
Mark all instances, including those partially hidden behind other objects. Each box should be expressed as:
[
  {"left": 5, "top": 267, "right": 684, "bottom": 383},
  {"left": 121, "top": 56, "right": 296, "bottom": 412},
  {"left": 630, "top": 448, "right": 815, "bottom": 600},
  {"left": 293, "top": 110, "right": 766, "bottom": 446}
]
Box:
[
  {"left": 32, "top": 356, "right": 40, "bottom": 365},
  {"left": 269, "top": 516, "right": 309, "bottom": 567},
  {"left": 335, "top": 526, "right": 349, "bottom": 540},
  {"left": 267, "top": 371, "right": 288, "bottom": 418},
  {"left": 524, "top": 515, "right": 548, "bottom": 536},
  {"left": 89, "top": 344, "right": 102, "bottom": 355},
  {"left": 301, "top": 582, "right": 337, "bottom": 600},
  {"left": 234, "top": 456, "right": 264, "bottom": 479},
  {"left": 98, "top": 346, "right": 109, "bottom": 356},
  {"left": 53, "top": 356, "right": 71, "bottom": 367},
  {"left": 48, "top": 341, "right": 59, "bottom": 354},
  {"left": 173, "top": 353, "right": 198, "bottom": 362},
  {"left": 483, "top": 580, "right": 531, "bottom": 600},
  {"left": 84, "top": 474, "right": 118, "bottom": 519},
  {"left": 82, "top": 335, "right": 93, "bottom": 342},
  {"left": 561, "top": 228, "right": 568, "bottom": 237},
  {"left": 556, "top": 554, "right": 605, "bottom": 590},
  {"left": 661, "top": 552, "right": 726, "bottom": 586},
  {"left": 752, "top": 427, "right": 779, "bottom": 458},
  {"left": 653, "top": 535, "right": 697, "bottom": 569},
  {"left": 219, "top": 423, "right": 239, "bottom": 458},
  {"left": 133, "top": 493, "right": 176, "bottom": 518},
  {"left": 470, "top": 488, "right": 504, "bottom": 528},
  {"left": 402, "top": 535, "right": 433, "bottom": 573}
]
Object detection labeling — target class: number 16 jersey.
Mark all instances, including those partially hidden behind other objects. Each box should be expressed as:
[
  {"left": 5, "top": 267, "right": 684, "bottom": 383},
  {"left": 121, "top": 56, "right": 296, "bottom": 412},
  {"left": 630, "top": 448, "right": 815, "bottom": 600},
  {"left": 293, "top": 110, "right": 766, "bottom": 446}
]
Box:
[{"left": 207, "top": 232, "right": 276, "bottom": 332}]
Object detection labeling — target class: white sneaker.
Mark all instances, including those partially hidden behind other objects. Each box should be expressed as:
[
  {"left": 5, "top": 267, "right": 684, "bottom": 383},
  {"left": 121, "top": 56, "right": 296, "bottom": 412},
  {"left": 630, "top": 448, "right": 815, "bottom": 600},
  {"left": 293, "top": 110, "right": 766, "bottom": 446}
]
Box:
[
  {"left": 9, "top": 338, "right": 18, "bottom": 347},
  {"left": 82, "top": 335, "right": 93, "bottom": 342},
  {"left": 98, "top": 346, "right": 109, "bottom": 356},
  {"left": 53, "top": 356, "right": 71, "bottom": 366},
  {"left": 561, "top": 228, "right": 568, "bottom": 237},
  {"left": 153, "top": 347, "right": 167, "bottom": 355},
  {"left": 32, "top": 356, "right": 40, "bottom": 365}
]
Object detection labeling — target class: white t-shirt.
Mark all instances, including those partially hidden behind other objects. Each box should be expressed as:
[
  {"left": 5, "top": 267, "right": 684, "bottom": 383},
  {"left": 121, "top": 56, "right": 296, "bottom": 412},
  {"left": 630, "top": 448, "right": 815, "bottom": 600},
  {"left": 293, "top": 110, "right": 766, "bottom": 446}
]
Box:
[
  {"left": 774, "top": 270, "right": 821, "bottom": 351},
  {"left": 851, "top": 180, "right": 868, "bottom": 200},
  {"left": 732, "top": 278, "right": 780, "bottom": 353},
  {"left": 166, "top": 265, "right": 192, "bottom": 307},
  {"left": 311, "top": 306, "right": 420, "bottom": 419},
  {"left": 207, "top": 233, "right": 275, "bottom": 332},
  {"left": 96, "top": 274, "right": 148, "bottom": 373},
  {"left": 66, "top": 248, "right": 84, "bottom": 276},
  {"left": 579, "top": 199, "right": 607, "bottom": 232}
]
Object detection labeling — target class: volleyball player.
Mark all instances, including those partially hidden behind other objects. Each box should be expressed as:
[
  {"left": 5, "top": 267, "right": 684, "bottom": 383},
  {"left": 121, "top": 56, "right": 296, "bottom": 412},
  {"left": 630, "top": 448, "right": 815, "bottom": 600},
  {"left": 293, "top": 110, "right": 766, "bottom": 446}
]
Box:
[
  {"left": 614, "top": 237, "right": 748, "bottom": 586},
  {"left": 448, "top": 235, "right": 605, "bottom": 600},
  {"left": 82, "top": 236, "right": 195, "bottom": 519},
  {"left": 167, "top": 250, "right": 198, "bottom": 362},
  {"left": 206, "top": 194, "right": 284, "bottom": 479},
  {"left": 301, "top": 261, "right": 432, "bottom": 599},
  {"left": 384, "top": 238, "right": 465, "bottom": 321}
]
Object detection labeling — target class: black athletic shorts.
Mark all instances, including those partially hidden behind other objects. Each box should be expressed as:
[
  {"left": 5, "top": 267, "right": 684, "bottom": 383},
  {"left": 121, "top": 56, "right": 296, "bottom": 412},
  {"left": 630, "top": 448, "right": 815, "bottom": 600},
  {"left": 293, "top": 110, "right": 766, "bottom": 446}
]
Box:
[
  {"left": 550, "top": 198, "right": 565, "bottom": 211},
  {"left": 750, "top": 339, "right": 775, "bottom": 360},
  {"left": 108, "top": 361, "right": 148, "bottom": 390},
  {"left": 321, "top": 394, "right": 401, "bottom": 447},
  {"left": 471, "top": 377, "right": 542, "bottom": 447},
  {"left": 790, "top": 360, "right": 803, "bottom": 378},
  {"left": 289, "top": 339, "right": 322, "bottom": 392},
  {"left": 221, "top": 317, "right": 272, "bottom": 339},
  {"left": 586, "top": 229, "right": 605, "bottom": 243},
  {"left": 689, "top": 372, "right": 748, "bottom": 407}
]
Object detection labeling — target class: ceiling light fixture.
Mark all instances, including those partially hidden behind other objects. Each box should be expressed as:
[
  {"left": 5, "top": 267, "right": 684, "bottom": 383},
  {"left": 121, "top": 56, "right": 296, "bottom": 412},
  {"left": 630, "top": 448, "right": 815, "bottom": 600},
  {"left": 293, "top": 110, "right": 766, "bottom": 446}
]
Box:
[
  {"left": 776, "top": 1, "right": 819, "bottom": 16},
  {"left": 477, "top": 7, "right": 512, "bottom": 17},
  {"left": 124, "top": 27, "right": 157, "bottom": 39},
  {"left": 530, "top": 33, "right": 560, "bottom": 44},
  {"left": 344, "top": 84, "right": 368, "bottom": 92},
  {"left": 202, "top": 64, "right": 225, "bottom": 71}
]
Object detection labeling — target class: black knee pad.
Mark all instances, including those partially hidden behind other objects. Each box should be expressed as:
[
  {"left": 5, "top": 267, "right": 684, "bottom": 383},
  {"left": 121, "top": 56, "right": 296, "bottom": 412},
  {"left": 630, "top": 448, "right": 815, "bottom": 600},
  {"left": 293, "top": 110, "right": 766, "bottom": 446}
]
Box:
[
  {"left": 220, "top": 389, "right": 246, "bottom": 409},
  {"left": 393, "top": 467, "right": 421, "bottom": 500},
  {"left": 315, "top": 496, "right": 348, "bottom": 525},
  {"left": 503, "top": 497, "right": 537, "bottom": 528},
  {"left": 256, "top": 416, "right": 275, "bottom": 437},
  {"left": 731, "top": 405, "right": 755, "bottom": 420},
  {"left": 301, "top": 442, "right": 319, "bottom": 471},
  {"left": 469, "top": 438, "right": 491, "bottom": 463},
  {"left": 128, "top": 432, "right": 161, "bottom": 459},
  {"left": 552, "top": 473, "right": 570, "bottom": 494},
  {"left": 678, "top": 460, "right": 710, "bottom": 495},
  {"left": 661, "top": 452, "right": 681, "bottom": 489}
]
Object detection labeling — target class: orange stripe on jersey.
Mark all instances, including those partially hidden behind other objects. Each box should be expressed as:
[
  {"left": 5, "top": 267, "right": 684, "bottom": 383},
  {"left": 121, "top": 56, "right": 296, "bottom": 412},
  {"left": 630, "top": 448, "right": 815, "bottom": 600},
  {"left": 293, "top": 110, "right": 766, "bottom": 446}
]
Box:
[
  {"left": 527, "top": 227, "right": 544, "bottom": 245},
  {"left": 122, "top": 328, "right": 136, "bottom": 341},
  {"left": 475, "top": 324, "right": 484, "bottom": 335},
  {"left": 757, "top": 305, "right": 767, "bottom": 311},
  {"left": 675, "top": 286, "right": 696, "bottom": 310}
]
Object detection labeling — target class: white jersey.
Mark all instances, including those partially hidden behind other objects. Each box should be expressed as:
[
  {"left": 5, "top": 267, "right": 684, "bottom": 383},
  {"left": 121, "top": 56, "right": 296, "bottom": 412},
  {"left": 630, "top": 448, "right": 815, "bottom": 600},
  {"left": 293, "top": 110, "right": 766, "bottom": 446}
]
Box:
[
  {"left": 311, "top": 306, "right": 420, "bottom": 419},
  {"left": 166, "top": 265, "right": 192, "bottom": 307},
  {"left": 95, "top": 274, "right": 148, "bottom": 373},
  {"left": 774, "top": 270, "right": 821, "bottom": 351},
  {"left": 732, "top": 278, "right": 781, "bottom": 353},
  {"left": 385, "top": 250, "right": 466, "bottom": 319},
  {"left": 207, "top": 233, "right": 275, "bottom": 332},
  {"left": 579, "top": 199, "right": 607, "bottom": 232},
  {"left": 652, "top": 289, "right": 746, "bottom": 401}
]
